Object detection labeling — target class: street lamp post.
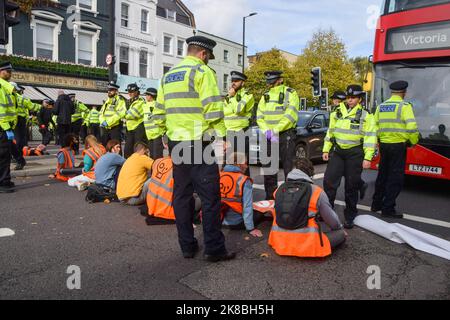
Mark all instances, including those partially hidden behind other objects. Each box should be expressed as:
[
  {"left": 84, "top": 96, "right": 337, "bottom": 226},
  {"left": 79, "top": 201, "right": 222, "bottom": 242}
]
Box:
[{"left": 243, "top": 12, "right": 257, "bottom": 74}]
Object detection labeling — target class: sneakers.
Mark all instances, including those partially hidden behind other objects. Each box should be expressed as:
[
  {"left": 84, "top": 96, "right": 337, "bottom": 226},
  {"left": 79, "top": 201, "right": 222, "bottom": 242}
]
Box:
[
  {"left": 14, "top": 160, "right": 26, "bottom": 171},
  {"left": 77, "top": 181, "right": 90, "bottom": 191},
  {"left": 0, "top": 185, "right": 14, "bottom": 193}
]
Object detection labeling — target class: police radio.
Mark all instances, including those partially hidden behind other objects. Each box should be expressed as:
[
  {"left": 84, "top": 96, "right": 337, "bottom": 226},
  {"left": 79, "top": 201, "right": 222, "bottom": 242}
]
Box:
[
  {"left": 278, "top": 92, "right": 285, "bottom": 105},
  {"left": 264, "top": 93, "right": 270, "bottom": 102},
  {"left": 236, "top": 93, "right": 242, "bottom": 102}
]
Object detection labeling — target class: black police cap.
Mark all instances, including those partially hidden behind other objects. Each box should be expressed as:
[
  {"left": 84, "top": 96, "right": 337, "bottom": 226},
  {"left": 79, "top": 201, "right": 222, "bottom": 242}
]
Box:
[
  {"left": 186, "top": 36, "right": 217, "bottom": 60},
  {"left": 264, "top": 70, "right": 283, "bottom": 83},
  {"left": 127, "top": 83, "right": 140, "bottom": 92},
  {"left": 0, "top": 61, "right": 13, "bottom": 71},
  {"left": 346, "top": 84, "right": 364, "bottom": 97},
  {"left": 107, "top": 82, "right": 120, "bottom": 90},
  {"left": 68, "top": 93, "right": 76, "bottom": 97},
  {"left": 230, "top": 71, "right": 247, "bottom": 81},
  {"left": 44, "top": 99, "right": 55, "bottom": 105},
  {"left": 390, "top": 80, "right": 408, "bottom": 92},
  {"left": 145, "top": 87, "right": 158, "bottom": 97},
  {"left": 331, "top": 91, "right": 347, "bottom": 100}
]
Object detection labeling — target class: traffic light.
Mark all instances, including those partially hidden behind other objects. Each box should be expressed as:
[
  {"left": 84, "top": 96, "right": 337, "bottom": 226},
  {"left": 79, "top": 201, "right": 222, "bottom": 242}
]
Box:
[
  {"left": 319, "top": 88, "right": 328, "bottom": 110},
  {"left": 0, "top": 1, "right": 20, "bottom": 45},
  {"left": 311, "top": 67, "right": 321, "bottom": 97},
  {"left": 300, "top": 98, "right": 307, "bottom": 110}
]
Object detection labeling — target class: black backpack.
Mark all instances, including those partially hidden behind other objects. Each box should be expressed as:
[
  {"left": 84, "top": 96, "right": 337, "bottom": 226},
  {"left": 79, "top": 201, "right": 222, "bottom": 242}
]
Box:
[
  {"left": 274, "top": 180, "right": 313, "bottom": 230},
  {"left": 85, "top": 184, "right": 118, "bottom": 203}
]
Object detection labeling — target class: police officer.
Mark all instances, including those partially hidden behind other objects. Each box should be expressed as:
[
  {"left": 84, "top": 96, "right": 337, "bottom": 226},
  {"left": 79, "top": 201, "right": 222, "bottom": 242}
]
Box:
[
  {"left": 322, "top": 84, "right": 377, "bottom": 229},
  {"left": 99, "top": 82, "right": 127, "bottom": 147},
  {"left": 88, "top": 105, "right": 101, "bottom": 140},
  {"left": 150, "top": 35, "right": 235, "bottom": 262},
  {"left": 256, "top": 71, "right": 300, "bottom": 200},
  {"left": 124, "top": 83, "right": 146, "bottom": 158},
  {"left": 371, "top": 81, "right": 419, "bottom": 218},
  {"left": 330, "top": 91, "right": 346, "bottom": 112},
  {"left": 143, "top": 87, "right": 164, "bottom": 160},
  {"left": 0, "top": 62, "right": 17, "bottom": 193},
  {"left": 69, "top": 93, "right": 89, "bottom": 153},
  {"left": 224, "top": 71, "right": 254, "bottom": 175}
]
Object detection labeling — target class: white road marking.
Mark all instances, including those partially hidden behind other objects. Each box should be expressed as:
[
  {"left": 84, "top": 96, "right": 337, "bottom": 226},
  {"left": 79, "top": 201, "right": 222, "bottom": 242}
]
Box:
[{"left": 0, "top": 228, "right": 15, "bottom": 238}]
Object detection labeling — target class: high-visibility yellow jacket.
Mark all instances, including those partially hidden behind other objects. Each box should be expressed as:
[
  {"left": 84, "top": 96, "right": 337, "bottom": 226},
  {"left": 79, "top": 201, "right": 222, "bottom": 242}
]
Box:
[
  {"left": 224, "top": 88, "right": 255, "bottom": 132},
  {"left": 143, "top": 100, "right": 164, "bottom": 140},
  {"left": 323, "top": 103, "right": 377, "bottom": 161},
  {"left": 99, "top": 95, "right": 127, "bottom": 129},
  {"left": 151, "top": 56, "right": 226, "bottom": 141},
  {"left": 256, "top": 85, "right": 299, "bottom": 134},
  {"left": 88, "top": 108, "right": 100, "bottom": 125},
  {"left": 0, "top": 78, "right": 17, "bottom": 131},
  {"left": 125, "top": 96, "right": 145, "bottom": 131},
  {"left": 374, "top": 95, "right": 419, "bottom": 145},
  {"left": 72, "top": 101, "right": 89, "bottom": 123},
  {"left": 14, "top": 93, "right": 41, "bottom": 118}
]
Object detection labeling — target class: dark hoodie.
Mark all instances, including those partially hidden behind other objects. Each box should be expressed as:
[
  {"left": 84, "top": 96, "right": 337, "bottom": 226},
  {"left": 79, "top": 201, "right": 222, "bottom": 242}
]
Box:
[{"left": 53, "top": 94, "right": 75, "bottom": 125}]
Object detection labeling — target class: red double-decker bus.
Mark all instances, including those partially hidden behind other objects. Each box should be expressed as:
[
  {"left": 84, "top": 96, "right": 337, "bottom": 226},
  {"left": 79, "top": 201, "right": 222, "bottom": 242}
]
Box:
[{"left": 371, "top": 0, "right": 450, "bottom": 180}]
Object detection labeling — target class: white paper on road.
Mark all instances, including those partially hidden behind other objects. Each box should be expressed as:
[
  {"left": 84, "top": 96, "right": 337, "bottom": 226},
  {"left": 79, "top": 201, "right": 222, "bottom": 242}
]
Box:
[
  {"left": 354, "top": 215, "right": 450, "bottom": 261},
  {"left": 0, "top": 228, "right": 15, "bottom": 238}
]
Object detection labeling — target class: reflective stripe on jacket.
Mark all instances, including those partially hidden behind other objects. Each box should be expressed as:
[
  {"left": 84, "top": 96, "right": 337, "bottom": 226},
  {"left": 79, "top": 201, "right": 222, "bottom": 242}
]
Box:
[
  {"left": 224, "top": 88, "right": 255, "bottom": 132},
  {"left": 0, "top": 78, "right": 17, "bottom": 131},
  {"left": 219, "top": 171, "right": 251, "bottom": 214},
  {"left": 268, "top": 185, "right": 332, "bottom": 258},
  {"left": 146, "top": 157, "right": 175, "bottom": 220},
  {"left": 125, "top": 97, "right": 145, "bottom": 131},
  {"left": 143, "top": 101, "right": 164, "bottom": 140},
  {"left": 72, "top": 101, "right": 89, "bottom": 123},
  {"left": 374, "top": 95, "right": 419, "bottom": 145},
  {"left": 99, "top": 95, "right": 127, "bottom": 129}
]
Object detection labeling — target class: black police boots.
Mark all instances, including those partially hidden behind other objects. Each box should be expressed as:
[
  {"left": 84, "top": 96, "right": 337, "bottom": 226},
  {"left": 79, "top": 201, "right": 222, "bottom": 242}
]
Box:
[{"left": 204, "top": 252, "right": 236, "bottom": 262}]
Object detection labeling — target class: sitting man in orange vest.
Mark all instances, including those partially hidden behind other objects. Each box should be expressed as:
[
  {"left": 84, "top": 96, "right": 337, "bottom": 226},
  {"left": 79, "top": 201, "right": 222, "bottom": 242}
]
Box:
[
  {"left": 48, "top": 133, "right": 78, "bottom": 182},
  {"left": 268, "top": 158, "right": 346, "bottom": 258},
  {"left": 221, "top": 152, "right": 263, "bottom": 238}
]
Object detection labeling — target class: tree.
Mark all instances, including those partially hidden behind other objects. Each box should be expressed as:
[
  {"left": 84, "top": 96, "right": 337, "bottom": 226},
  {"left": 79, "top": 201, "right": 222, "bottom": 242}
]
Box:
[
  {"left": 15, "top": 0, "right": 56, "bottom": 15},
  {"left": 291, "top": 29, "right": 356, "bottom": 106},
  {"left": 350, "top": 56, "right": 370, "bottom": 86},
  {"left": 245, "top": 49, "right": 294, "bottom": 103}
]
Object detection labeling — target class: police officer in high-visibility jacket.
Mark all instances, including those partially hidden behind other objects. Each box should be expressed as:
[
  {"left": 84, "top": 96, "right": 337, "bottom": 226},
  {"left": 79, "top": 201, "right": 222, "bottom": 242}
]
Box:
[
  {"left": 88, "top": 105, "right": 100, "bottom": 140},
  {"left": 0, "top": 62, "right": 17, "bottom": 193},
  {"left": 322, "top": 85, "right": 377, "bottom": 229},
  {"left": 371, "top": 81, "right": 419, "bottom": 218},
  {"left": 143, "top": 87, "right": 164, "bottom": 160},
  {"left": 150, "top": 36, "right": 235, "bottom": 262},
  {"left": 256, "top": 70, "right": 300, "bottom": 200},
  {"left": 69, "top": 93, "right": 89, "bottom": 154},
  {"left": 99, "top": 82, "right": 127, "bottom": 147},
  {"left": 124, "top": 83, "right": 146, "bottom": 158}
]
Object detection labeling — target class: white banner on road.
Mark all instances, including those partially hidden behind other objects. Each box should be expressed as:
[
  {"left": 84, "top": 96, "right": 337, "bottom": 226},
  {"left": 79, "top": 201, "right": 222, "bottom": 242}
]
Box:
[
  {"left": 0, "top": 228, "right": 15, "bottom": 238},
  {"left": 354, "top": 215, "right": 450, "bottom": 261}
]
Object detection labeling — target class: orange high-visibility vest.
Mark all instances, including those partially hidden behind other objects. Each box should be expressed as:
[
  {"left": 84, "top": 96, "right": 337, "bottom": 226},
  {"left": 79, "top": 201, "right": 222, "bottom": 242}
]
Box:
[
  {"left": 146, "top": 157, "right": 175, "bottom": 220},
  {"left": 82, "top": 145, "right": 106, "bottom": 180},
  {"left": 268, "top": 185, "right": 332, "bottom": 258},
  {"left": 55, "top": 148, "right": 75, "bottom": 182},
  {"left": 22, "top": 146, "right": 43, "bottom": 157},
  {"left": 219, "top": 171, "right": 251, "bottom": 214}
]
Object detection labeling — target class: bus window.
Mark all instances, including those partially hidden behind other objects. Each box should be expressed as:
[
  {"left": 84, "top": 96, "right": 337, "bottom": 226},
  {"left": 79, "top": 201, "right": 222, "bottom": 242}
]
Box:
[{"left": 384, "top": 0, "right": 450, "bottom": 14}]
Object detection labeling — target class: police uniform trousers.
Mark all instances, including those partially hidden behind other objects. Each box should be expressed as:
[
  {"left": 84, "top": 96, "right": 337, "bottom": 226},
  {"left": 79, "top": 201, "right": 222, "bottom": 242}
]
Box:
[
  {"left": 14, "top": 116, "right": 28, "bottom": 155},
  {"left": 226, "top": 128, "right": 250, "bottom": 176},
  {"left": 0, "top": 130, "right": 13, "bottom": 186},
  {"left": 58, "top": 124, "right": 71, "bottom": 147},
  {"left": 89, "top": 124, "right": 101, "bottom": 141},
  {"left": 323, "top": 145, "right": 364, "bottom": 222},
  {"left": 169, "top": 140, "right": 226, "bottom": 256},
  {"left": 101, "top": 124, "right": 122, "bottom": 148},
  {"left": 124, "top": 123, "right": 147, "bottom": 159},
  {"left": 372, "top": 142, "right": 407, "bottom": 214},
  {"left": 71, "top": 119, "right": 83, "bottom": 153},
  {"left": 80, "top": 125, "right": 88, "bottom": 144},
  {"left": 264, "top": 129, "right": 296, "bottom": 200},
  {"left": 40, "top": 126, "right": 53, "bottom": 146},
  {"left": 148, "top": 136, "right": 165, "bottom": 160}
]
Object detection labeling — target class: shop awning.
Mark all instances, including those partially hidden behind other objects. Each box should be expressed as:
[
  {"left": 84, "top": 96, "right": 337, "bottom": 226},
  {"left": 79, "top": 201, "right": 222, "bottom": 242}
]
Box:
[
  {"left": 37, "top": 87, "right": 106, "bottom": 106},
  {"left": 22, "top": 86, "right": 49, "bottom": 101}
]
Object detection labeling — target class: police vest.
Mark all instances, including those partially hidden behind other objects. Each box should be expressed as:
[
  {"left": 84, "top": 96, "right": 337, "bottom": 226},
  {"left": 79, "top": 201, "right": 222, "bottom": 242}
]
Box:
[
  {"left": 143, "top": 101, "right": 163, "bottom": 140},
  {"left": 55, "top": 148, "right": 75, "bottom": 182},
  {"left": 268, "top": 185, "right": 332, "bottom": 258},
  {"left": 224, "top": 88, "right": 255, "bottom": 132},
  {"left": 89, "top": 109, "right": 100, "bottom": 124},
  {"left": 99, "top": 96, "right": 127, "bottom": 129},
  {"left": 146, "top": 157, "right": 175, "bottom": 220},
  {"left": 220, "top": 171, "right": 252, "bottom": 214},
  {"left": 82, "top": 145, "right": 106, "bottom": 179},
  {"left": 72, "top": 101, "right": 88, "bottom": 123},
  {"left": 0, "top": 78, "right": 17, "bottom": 131}
]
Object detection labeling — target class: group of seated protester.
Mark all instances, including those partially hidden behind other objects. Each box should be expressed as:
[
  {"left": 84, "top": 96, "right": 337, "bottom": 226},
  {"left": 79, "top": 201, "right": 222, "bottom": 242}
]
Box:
[{"left": 49, "top": 134, "right": 347, "bottom": 259}]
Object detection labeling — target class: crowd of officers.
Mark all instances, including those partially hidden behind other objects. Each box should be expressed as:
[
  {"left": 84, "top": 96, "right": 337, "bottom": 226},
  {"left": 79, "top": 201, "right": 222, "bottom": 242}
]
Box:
[{"left": 0, "top": 35, "right": 419, "bottom": 261}]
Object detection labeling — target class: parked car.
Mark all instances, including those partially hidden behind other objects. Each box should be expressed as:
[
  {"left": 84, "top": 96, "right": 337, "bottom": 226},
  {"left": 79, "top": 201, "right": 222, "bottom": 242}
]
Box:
[{"left": 249, "top": 110, "right": 330, "bottom": 164}]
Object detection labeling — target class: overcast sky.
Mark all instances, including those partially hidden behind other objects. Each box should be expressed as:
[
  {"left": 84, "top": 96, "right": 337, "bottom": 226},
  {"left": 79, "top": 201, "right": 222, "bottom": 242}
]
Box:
[{"left": 184, "top": 0, "right": 383, "bottom": 58}]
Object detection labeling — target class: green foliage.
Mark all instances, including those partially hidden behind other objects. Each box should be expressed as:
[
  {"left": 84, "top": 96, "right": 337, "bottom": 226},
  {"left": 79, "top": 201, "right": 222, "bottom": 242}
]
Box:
[
  {"left": 0, "top": 54, "right": 108, "bottom": 79},
  {"left": 16, "top": 0, "right": 56, "bottom": 15},
  {"left": 349, "top": 56, "right": 370, "bottom": 85}
]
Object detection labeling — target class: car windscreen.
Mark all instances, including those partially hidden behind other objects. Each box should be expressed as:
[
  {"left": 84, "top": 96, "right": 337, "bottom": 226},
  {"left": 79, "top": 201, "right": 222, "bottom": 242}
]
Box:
[{"left": 297, "top": 113, "right": 313, "bottom": 128}]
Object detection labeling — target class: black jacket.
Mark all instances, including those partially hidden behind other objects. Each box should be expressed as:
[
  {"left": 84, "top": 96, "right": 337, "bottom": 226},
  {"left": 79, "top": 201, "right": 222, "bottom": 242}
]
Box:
[
  {"left": 38, "top": 107, "right": 55, "bottom": 127},
  {"left": 53, "top": 94, "right": 75, "bottom": 125}
]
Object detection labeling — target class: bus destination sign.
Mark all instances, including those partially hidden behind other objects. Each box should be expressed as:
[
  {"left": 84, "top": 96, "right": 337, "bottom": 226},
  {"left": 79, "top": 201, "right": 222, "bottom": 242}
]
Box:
[{"left": 386, "top": 20, "right": 450, "bottom": 53}]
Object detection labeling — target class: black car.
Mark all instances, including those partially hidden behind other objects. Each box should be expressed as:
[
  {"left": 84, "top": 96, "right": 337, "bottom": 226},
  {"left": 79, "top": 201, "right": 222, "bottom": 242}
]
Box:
[{"left": 249, "top": 110, "right": 330, "bottom": 164}]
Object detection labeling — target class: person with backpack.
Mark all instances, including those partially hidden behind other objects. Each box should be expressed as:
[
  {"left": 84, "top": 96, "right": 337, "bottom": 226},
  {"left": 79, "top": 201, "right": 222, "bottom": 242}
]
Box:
[
  {"left": 220, "top": 152, "right": 263, "bottom": 237},
  {"left": 268, "top": 158, "right": 346, "bottom": 258}
]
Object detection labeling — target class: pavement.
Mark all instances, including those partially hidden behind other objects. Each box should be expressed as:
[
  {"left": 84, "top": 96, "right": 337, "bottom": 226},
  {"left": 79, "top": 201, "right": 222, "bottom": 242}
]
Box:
[{"left": 1, "top": 157, "right": 449, "bottom": 300}]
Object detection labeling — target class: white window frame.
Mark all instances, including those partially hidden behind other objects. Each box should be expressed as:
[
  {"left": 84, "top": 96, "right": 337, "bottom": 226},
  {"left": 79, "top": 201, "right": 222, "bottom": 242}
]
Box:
[
  {"left": 176, "top": 38, "right": 185, "bottom": 57},
  {"left": 76, "top": 0, "right": 98, "bottom": 15},
  {"left": 238, "top": 54, "right": 243, "bottom": 66},
  {"left": 163, "top": 34, "right": 173, "bottom": 55},
  {"left": 73, "top": 21, "right": 101, "bottom": 66},
  {"left": 121, "top": 3, "right": 130, "bottom": 28},
  {"left": 141, "top": 9, "right": 149, "bottom": 33},
  {"left": 223, "top": 74, "right": 229, "bottom": 92},
  {"left": 224, "top": 50, "right": 229, "bottom": 63},
  {"left": 30, "top": 10, "right": 64, "bottom": 61},
  {"left": 139, "top": 48, "right": 149, "bottom": 78},
  {"left": 119, "top": 44, "right": 130, "bottom": 75},
  {"left": 166, "top": 9, "right": 176, "bottom": 21}
]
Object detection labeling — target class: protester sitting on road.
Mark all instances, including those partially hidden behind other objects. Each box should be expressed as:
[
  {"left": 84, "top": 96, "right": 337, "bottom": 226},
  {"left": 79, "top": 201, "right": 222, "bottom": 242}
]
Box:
[
  {"left": 68, "top": 135, "right": 106, "bottom": 190},
  {"left": 116, "top": 142, "right": 154, "bottom": 206},
  {"left": 94, "top": 139, "right": 125, "bottom": 191},
  {"left": 220, "top": 152, "right": 263, "bottom": 238},
  {"left": 268, "top": 158, "right": 346, "bottom": 258},
  {"left": 49, "top": 133, "right": 77, "bottom": 181}
]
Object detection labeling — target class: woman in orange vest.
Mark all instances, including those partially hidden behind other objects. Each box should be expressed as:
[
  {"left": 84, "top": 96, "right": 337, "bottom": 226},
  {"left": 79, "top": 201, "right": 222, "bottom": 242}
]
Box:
[
  {"left": 220, "top": 152, "right": 263, "bottom": 238},
  {"left": 68, "top": 135, "right": 106, "bottom": 190},
  {"left": 48, "top": 133, "right": 78, "bottom": 182},
  {"left": 268, "top": 158, "right": 347, "bottom": 258}
]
